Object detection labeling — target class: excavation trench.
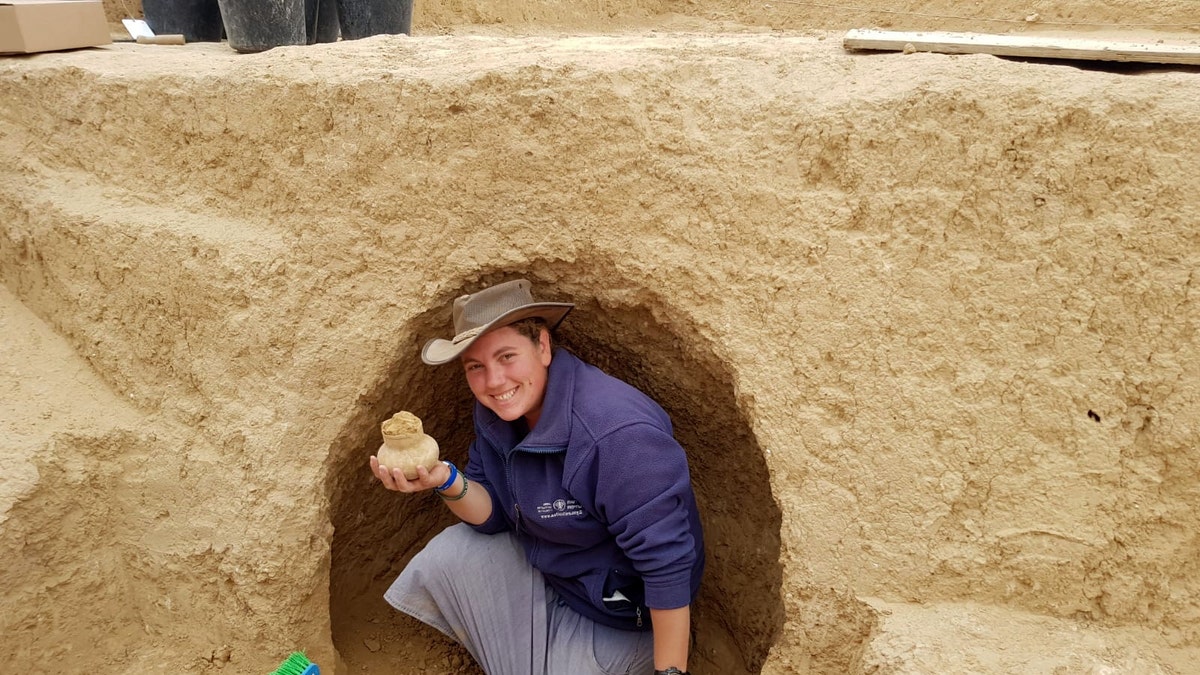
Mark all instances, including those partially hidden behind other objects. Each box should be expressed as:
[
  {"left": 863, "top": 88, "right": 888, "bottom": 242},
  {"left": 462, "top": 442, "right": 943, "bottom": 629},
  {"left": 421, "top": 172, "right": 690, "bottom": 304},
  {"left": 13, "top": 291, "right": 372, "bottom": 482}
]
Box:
[
  {"left": 327, "top": 274, "right": 784, "bottom": 674},
  {"left": 3, "top": 3, "right": 1200, "bottom": 671}
]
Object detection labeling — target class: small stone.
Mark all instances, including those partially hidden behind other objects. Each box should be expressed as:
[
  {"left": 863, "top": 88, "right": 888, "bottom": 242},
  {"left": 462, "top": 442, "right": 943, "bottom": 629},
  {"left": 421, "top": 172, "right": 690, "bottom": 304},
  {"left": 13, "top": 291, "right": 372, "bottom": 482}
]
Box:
[
  {"left": 364, "top": 638, "right": 381, "bottom": 652},
  {"left": 902, "top": 43, "right": 917, "bottom": 54},
  {"left": 1025, "top": 13, "right": 1041, "bottom": 22}
]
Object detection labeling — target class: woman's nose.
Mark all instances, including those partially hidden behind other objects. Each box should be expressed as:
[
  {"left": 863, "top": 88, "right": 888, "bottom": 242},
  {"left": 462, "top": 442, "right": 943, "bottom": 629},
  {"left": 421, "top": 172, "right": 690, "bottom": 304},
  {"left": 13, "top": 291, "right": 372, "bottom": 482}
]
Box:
[{"left": 485, "top": 364, "right": 506, "bottom": 388}]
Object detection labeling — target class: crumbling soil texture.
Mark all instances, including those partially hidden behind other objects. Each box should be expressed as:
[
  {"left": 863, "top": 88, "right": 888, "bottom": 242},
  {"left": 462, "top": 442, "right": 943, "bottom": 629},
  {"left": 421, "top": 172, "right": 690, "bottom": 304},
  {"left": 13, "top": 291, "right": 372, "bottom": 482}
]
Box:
[{"left": 2, "top": 1, "right": 1199, "bottom": 673}]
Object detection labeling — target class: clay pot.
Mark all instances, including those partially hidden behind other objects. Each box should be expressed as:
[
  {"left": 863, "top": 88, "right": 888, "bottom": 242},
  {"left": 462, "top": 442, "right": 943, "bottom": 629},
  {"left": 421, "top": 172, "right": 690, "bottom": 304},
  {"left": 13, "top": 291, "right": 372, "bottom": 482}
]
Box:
[{"left": 377, "top": 421, "right": 440, "bottom": 480}]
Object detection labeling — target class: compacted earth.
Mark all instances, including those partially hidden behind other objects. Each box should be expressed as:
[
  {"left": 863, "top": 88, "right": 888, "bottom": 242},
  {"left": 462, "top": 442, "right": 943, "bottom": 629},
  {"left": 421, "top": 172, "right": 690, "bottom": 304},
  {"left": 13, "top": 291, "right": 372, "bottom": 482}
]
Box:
[{"left": 1, "top": 0, "right": 1198, "bottom": 673}]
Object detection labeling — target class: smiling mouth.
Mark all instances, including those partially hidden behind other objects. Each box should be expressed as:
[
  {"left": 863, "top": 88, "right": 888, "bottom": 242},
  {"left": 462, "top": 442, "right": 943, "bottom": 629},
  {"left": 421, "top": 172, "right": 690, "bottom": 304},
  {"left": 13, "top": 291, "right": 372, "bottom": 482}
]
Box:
[{"left": 492, "top": 387, "right": 518, "bottom": 402}]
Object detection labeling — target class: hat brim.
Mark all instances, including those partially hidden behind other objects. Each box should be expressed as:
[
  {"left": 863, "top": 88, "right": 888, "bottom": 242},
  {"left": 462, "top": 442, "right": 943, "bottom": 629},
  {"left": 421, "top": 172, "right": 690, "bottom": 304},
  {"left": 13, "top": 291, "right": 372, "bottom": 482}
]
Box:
[{"left": 421, "top": 303, "right": 574, "bottom": 365}]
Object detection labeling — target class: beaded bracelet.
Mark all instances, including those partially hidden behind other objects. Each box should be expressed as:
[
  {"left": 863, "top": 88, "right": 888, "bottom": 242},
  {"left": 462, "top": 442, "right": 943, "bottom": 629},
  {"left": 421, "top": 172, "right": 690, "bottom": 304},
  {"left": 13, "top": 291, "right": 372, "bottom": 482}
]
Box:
[
  {"left": 437, "top": 476, "right": 469, "bottom": 502},
  {"left": 434, "top": 461, "right": 458, "bottom": 492}
]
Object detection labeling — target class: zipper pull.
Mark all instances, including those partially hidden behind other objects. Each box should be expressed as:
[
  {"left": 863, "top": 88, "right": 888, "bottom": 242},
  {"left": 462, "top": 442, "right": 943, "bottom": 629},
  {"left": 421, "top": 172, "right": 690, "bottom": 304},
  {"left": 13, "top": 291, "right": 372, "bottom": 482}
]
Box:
[
  {"left": 636, "top": 606, "right": 643, "bottom": 628},
  {"left": 514, "top": 502, "right": 522, "bottom": 535}
]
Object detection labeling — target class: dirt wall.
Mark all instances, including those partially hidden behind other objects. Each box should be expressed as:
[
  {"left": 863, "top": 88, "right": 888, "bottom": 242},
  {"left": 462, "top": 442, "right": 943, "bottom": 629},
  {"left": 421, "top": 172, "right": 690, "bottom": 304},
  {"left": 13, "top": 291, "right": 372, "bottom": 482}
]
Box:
[{"left": 2, "top": 4, "right": 1199, "bottom": 674}]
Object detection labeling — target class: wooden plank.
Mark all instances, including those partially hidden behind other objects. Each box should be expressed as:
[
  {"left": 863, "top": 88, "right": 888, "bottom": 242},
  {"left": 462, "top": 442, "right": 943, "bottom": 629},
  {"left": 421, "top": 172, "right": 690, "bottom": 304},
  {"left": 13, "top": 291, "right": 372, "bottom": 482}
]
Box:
[{"left": 843, "top": 29, "right": 1200, "bottom": 66}]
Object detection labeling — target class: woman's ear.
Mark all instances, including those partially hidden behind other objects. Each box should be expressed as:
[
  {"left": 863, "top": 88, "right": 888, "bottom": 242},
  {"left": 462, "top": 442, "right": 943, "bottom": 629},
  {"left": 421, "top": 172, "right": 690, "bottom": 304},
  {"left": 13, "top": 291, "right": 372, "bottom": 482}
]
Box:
[{"left": 538, "top": 328, "right": 553, "bottom": 366}]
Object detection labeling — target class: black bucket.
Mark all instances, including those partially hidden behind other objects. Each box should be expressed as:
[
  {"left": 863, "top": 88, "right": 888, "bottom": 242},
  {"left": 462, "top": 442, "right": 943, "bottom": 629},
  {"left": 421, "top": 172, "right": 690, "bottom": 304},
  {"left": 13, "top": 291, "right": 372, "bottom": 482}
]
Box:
[
  {"left": 306, "top": 0, "right": 340, "bottom": 44},
  {"left": 142, "top": 0, "right": 224, "bottom": 42},
  {"left": 336, "top": 0, "right": 413, "bottom": 40},
  {"left": 216, "top": 0, "right": 307, "bottom": 52}
]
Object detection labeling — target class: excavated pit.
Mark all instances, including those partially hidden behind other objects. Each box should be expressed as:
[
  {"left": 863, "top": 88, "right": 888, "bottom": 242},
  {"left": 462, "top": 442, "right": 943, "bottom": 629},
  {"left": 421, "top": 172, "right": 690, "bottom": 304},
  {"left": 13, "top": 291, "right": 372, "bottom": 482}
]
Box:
[
  {"left": 327, "top": 271, "right": 787, "bottom": 673},
  {"left": 3, "top": 1, "right": 1200, "bottom": 672}
]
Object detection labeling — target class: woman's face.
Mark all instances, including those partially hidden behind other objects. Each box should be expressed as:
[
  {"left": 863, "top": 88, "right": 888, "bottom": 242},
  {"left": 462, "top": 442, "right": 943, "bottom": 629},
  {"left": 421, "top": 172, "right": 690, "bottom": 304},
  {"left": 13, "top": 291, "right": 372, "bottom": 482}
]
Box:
[{"left": 461, "top": 325, "right": 553, "bottom": 428}]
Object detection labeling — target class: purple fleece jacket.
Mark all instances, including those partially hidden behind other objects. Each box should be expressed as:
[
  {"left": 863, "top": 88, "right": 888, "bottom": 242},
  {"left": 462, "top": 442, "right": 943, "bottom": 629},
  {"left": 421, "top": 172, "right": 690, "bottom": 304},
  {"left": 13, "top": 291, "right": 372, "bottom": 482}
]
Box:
[{"left": 464, "top": 348, "right": 705, "bottom": 631}]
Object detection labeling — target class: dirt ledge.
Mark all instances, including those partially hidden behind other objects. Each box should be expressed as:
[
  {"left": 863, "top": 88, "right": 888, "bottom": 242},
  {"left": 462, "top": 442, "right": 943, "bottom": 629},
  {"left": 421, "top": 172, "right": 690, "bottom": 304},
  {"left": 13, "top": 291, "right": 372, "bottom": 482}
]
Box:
[{"left": 2, "top": 26, "right": 1198, "bottom": 675}]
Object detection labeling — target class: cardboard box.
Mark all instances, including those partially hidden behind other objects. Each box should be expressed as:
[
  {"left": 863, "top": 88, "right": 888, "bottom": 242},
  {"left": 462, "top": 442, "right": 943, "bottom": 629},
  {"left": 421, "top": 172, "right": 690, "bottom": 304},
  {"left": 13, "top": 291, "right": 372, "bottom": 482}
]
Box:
[{"left": 0, "top": 0, "right": 110, "bottom": 54}]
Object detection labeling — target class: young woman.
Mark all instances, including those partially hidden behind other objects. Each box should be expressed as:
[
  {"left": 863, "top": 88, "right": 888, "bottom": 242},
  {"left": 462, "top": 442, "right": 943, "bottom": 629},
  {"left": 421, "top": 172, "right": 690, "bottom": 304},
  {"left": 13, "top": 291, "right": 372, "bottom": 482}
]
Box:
[{"left": 370, "top": 278, "right": 704, "bottom": 675}]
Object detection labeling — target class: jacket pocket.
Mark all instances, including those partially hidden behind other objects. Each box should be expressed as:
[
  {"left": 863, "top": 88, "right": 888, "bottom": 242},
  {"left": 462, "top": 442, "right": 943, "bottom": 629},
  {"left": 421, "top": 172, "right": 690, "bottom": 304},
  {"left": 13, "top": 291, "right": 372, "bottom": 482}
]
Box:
[{"left": 599, "top": 569, "right": 646, "bottom": 629}]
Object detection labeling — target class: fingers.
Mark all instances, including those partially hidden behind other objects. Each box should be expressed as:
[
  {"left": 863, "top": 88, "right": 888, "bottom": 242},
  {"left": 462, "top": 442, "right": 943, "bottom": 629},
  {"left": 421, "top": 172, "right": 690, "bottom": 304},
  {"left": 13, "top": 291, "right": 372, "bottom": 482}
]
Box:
[
  {"left": 401, "top": 464, "right": 440, "bottom": 491},
  {"left": 389, "top": 466, "right": 418, "bottom": 491},
  {"left": 370, "top": 455, "right": 407, "bottom": 492},
  {"left": 369, "top": 455, "right": 390, "bottom": 487},
  {"left": 413, "top": 463, "right": 431, "bottom": 483},
  {"left": 370, "top": 455, "right": 436, "bottom": 493}
]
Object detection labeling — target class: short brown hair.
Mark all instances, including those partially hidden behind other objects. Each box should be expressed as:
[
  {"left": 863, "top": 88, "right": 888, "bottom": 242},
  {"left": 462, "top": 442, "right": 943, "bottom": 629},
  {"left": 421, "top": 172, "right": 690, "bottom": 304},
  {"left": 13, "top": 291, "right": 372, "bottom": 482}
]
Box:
[{"left": 507, "top": 317, "right": 548, "bottom": 345}]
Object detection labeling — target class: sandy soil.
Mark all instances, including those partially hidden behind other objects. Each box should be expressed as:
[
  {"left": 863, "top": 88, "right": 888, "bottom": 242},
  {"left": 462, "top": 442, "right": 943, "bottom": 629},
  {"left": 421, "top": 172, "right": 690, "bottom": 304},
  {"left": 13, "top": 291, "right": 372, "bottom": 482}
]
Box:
[
  {"left": 105, "top": 0, "right": 1200, "bottom": 36},
  {"left": 2, "top": 1, "right": 1199, "bottom": 674}
]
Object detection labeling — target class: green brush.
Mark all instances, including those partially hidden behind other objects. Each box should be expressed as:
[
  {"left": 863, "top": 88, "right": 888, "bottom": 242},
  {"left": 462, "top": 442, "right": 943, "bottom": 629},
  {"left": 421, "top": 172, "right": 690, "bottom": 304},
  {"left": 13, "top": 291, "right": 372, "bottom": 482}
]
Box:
[{"left": 269, "top": 652, "right": 320, "bottom": 675}]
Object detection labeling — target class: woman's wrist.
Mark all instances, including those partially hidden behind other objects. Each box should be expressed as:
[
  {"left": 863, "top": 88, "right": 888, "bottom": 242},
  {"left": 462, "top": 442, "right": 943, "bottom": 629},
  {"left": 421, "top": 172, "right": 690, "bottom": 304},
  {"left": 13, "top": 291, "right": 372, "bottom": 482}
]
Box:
[
  {"left": 434, "top": 463, "right": 469, "bottom": 501},
  {"left": 433, "top": 461, "right": 458, "bottom": 492}
]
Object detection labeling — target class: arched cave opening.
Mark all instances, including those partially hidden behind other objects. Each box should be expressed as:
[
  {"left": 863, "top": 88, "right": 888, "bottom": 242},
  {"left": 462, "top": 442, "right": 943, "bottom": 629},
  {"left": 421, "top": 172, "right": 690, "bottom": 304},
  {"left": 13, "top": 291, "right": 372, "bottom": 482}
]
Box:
[{"left": 327, "top": 273, "right": 784, "bottom": 674}]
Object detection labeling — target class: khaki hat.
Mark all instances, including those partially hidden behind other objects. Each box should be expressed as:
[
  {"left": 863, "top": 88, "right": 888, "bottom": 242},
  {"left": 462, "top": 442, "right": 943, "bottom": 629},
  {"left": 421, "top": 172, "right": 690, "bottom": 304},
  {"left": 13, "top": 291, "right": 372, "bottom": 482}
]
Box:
[{"left": 421, "top": 279, "right": 574, "bottom": 365}]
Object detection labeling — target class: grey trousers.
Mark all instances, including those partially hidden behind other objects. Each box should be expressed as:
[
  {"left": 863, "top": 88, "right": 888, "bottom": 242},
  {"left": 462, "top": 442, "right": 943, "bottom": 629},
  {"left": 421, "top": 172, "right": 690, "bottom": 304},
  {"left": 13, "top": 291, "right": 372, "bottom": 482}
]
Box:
[{"left": 384, "top": 524, "right": 655, "bottom": 675}]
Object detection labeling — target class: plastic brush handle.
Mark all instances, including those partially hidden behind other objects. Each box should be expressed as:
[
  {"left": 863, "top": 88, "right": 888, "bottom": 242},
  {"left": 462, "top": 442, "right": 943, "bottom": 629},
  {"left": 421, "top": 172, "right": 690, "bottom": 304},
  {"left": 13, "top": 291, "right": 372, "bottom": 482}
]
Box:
[{"left": 303, "top": 666, "right": 320, "bottom": 675}]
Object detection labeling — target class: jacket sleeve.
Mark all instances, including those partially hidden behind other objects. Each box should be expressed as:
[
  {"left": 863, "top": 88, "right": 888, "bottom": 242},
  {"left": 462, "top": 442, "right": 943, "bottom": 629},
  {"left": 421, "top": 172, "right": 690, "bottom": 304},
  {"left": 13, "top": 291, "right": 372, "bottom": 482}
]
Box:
[
  {"left": 592, "top": 422, "right": 698, "bottom": 610},
  {"left": 463, "top": 436, "right": 511, "bottom": 534}
]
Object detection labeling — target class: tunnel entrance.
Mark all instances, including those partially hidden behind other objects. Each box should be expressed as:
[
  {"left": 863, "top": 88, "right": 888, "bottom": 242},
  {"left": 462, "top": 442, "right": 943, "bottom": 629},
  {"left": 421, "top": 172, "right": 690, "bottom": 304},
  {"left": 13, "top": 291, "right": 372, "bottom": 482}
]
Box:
[{"left": 327, "top": 274, "right": 784, "bottom": 674}]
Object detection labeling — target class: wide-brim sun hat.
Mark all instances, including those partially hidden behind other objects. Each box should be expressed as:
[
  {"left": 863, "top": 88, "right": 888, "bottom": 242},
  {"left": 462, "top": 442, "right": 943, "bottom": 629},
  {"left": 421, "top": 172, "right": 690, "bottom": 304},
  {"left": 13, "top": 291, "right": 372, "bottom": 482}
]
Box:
[{"left": 421, "top": 278, "right": 574, "bottom": 365}]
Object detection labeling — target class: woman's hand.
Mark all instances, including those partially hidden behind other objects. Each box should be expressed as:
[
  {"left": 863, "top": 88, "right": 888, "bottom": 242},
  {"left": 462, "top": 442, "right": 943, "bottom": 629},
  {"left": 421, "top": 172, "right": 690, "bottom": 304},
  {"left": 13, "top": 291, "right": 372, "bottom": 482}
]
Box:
[{"left": 370, "top": 446, "right": 451, "bottom": 493}]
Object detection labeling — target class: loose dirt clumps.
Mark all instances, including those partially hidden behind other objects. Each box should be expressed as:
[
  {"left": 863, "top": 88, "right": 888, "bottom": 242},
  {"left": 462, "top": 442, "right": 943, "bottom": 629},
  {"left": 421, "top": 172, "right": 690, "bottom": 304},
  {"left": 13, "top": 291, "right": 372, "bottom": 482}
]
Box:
[
  {"left": 381, "top": 411, "right": 424, "bottom": 437},
  {"left": 2, "top": 1, "right": 1200, "bottom": 674}
]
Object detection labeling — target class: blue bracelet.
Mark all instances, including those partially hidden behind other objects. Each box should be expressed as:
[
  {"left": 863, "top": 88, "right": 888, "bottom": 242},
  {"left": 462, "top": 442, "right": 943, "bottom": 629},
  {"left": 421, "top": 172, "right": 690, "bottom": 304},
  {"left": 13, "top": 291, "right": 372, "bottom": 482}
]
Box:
[{"left": 434, "top": 461, "right": 458, "bottom": 492}]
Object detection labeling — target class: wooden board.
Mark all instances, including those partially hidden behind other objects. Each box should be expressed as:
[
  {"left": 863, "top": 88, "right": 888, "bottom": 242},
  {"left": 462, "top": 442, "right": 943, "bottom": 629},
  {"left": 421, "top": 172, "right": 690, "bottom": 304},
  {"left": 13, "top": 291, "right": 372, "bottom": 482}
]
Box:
[{"left": 843, "top": 29, "right": 1200, "bottom": 66}]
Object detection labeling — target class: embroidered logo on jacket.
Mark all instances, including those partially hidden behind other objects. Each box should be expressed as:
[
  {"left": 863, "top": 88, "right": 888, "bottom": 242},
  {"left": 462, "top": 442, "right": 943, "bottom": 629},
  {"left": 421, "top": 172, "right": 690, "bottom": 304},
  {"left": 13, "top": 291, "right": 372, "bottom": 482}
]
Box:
[{"left": 536, "top": 498, "right": 585, "bottom": 519}]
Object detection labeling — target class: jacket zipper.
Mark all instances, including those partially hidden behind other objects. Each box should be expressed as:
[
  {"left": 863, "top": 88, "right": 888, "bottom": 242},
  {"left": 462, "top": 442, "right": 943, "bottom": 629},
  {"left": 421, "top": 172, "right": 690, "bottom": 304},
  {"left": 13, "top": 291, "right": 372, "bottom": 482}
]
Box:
[
  {"left": 636, "top": 606, "right": 643, "bottom": 628},
  {"left": 505, "top": 452, "right": 522, "bottom": 537}
]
